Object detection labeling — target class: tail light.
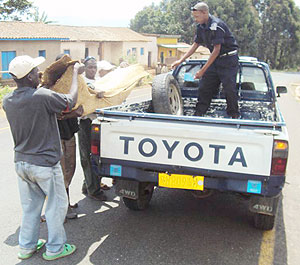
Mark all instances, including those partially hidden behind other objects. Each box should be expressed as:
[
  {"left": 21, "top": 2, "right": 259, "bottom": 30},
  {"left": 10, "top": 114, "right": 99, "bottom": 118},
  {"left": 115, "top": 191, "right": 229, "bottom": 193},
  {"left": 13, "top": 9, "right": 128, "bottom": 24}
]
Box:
[
  {"left": 91, "top": 124, "right": 100, "bottom": 155},
  {"left": 271, "top": 140, "right": 288, "bottom": 175}
]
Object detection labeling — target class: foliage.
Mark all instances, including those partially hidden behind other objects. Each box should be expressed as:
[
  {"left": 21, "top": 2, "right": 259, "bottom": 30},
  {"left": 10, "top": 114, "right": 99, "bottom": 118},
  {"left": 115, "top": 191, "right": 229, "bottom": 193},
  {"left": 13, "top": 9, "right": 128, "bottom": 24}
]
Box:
[
  {"left": 0, "top": 0, "right": 33, "bottom": 20},
  {"left": 253, "top": 0, "right": 300, "bottom": 69},
  {"left": 130, "top": 0, "right": 300, "bottom": 69},
  {"left": 32, "top": 7, "right": 57, "bottom": 24},
  {"left": 122, "top": 55, "right": 138, "bottom": 65},
  {"left": 0, "top": 85, "right": 14, "bottom": 108},
  {"left": 206, "top": 0, "right": 261, "bottom": 57}
]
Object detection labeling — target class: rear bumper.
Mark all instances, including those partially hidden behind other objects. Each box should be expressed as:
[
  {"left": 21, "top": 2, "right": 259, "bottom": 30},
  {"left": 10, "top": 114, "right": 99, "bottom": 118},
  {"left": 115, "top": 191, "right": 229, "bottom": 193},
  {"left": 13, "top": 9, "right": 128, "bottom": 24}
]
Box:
[{"left": 91, "top": 155, "right": 285, "bottom": 197}]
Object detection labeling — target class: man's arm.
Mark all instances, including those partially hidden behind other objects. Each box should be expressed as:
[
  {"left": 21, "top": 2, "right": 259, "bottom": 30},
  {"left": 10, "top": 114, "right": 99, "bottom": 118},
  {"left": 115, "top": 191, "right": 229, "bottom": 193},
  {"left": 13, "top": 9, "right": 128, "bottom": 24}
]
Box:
[
  {"left": 194, "top": 44, "right": 221, "bottom": 79},
  {"left": 68, "top": 63, "right": 83, "bottom": 106},
  {"left": 171, "top": 42, "right": 200, "bottom": 69}
]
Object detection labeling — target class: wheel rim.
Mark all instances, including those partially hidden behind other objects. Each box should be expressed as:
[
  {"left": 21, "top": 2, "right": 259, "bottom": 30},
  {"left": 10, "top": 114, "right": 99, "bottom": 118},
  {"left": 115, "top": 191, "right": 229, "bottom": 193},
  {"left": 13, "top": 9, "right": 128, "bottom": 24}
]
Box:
[{"left": 169, "top": 84, "right": 182, "bottom": 115}]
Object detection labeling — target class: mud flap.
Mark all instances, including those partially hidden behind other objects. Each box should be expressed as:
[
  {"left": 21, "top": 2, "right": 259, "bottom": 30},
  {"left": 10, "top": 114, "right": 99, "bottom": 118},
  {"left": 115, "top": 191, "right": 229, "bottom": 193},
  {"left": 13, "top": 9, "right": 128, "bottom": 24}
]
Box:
[
  {"left": 115, "top": 180, "right": 139, "bottom": 199},
  {"left": 249, "top": 194, "right": 280, "bottom": 216}
]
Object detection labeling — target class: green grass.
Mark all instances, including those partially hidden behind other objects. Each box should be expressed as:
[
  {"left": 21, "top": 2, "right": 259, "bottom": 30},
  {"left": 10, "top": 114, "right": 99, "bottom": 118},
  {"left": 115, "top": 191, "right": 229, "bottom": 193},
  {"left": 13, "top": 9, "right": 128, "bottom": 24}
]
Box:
[{"left": 0, "top": 86, "right": 14, "bottom": 108}]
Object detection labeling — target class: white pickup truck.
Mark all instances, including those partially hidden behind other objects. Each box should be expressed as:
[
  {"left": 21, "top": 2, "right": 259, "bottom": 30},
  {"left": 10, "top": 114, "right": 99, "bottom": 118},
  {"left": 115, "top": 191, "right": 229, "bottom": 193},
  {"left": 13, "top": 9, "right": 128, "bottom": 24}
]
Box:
[{"left": 91, "top": 58, "right": 288, "bottom": 230}]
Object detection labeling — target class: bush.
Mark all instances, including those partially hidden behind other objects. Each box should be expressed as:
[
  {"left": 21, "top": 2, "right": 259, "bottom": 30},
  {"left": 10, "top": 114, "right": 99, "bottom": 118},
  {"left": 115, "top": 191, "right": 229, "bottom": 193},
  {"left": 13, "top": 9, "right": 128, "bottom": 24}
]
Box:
[{"left": 0, "top": 86, "right": 14, "bottom": 108}]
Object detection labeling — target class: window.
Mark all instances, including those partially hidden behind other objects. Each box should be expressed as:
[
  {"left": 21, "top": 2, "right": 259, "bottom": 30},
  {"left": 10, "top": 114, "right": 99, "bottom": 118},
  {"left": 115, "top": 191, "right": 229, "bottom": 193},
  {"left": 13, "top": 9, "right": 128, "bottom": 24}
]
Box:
[
  {"left": 177, "top": 64, "right": 201, "bottom": 87},
  {"left": 1, "top": 51, "right": 16, "bottom": 79},
  {"left": 140, "top": 47, "right": 144, "bottom": 56},
  {"left": 169, "top": 50, "right": 172, "bottom": 57},
  {"left": 239, "top": 66, "right": 268, "bottom": 92},
  {"left": 63, "top": 49, "right": 70, "bottom": 55},
  {"left": 132, "top": 47, "right": 137, "bottom": 55},
  {"left": 127, "top": 49, "right": 131, "bottom": 56},
  {"left": 39, "top": 50, "right": 46, "bottom": 58}
]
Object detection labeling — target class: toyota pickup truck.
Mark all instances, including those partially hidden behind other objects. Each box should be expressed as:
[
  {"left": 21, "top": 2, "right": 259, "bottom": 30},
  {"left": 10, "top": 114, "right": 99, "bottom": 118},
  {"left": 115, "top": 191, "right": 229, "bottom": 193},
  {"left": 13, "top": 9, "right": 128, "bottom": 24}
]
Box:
[{"left": 91, "top": 57, "right": 288, "bottom": 230}]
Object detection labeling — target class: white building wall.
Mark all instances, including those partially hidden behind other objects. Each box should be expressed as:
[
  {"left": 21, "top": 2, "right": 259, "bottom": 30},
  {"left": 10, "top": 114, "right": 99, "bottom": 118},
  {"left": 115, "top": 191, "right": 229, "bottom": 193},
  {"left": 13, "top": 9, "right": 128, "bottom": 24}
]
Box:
[
  {"left": 85, "top": 42, "right": 100, "bottom": 60},
  {"left": 0, "top": 40, "right": 61, "bottom": 72},
  {"left": 60, "top": 41, "right": 85, "bottom": 61},
  {"left": 122, "top": 41, "right": 150, "bottom": 67},
  {"left": 145, "top": 36, "right": 158, "bottom": 68}
]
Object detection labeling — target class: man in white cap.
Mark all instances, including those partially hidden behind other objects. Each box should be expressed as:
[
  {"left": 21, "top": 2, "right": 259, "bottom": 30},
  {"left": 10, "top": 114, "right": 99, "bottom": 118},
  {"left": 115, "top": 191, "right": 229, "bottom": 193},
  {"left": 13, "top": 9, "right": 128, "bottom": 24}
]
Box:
[
  {"left": 172, "top": 2, "right": 240, "bottom": 118},
  {"left": 97, "top": 60, "right": 116, "bottom": 78},
  {"left": 3, "top": 55, "right": 82, "bottom": 261}
]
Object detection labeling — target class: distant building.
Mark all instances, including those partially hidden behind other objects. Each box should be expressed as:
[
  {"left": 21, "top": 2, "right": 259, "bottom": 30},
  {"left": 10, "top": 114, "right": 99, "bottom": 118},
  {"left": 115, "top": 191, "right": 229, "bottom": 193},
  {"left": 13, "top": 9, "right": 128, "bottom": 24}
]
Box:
[
  {"left": 142, "top": 33, "right": 210, "bottom": 67},
  {"left": 0, "top": 21, "right": 153, "bottom": 80},
  {"left": 177, "top": 43, "right": 210, "bottom": 60}
]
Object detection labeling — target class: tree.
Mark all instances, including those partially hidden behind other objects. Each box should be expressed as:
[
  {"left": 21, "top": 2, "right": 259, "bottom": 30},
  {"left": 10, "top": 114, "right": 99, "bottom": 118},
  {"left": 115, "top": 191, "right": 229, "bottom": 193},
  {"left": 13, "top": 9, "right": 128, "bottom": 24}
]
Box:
[
  {"left": 130, "top": 2, "right": 175, "bottom": 34},
  {"left": 0, "top": 0, "right": 33, "bottom": 20},
  {"left": 253, "top": 0, "right": 300, "bottom": 69},
  {"left": 130, "top": 0, "right": 300, "bottom": 69},
  {"left": 131, "top": 0, "right": 261, "bottom": 51},
  {"left": 32, "top": 7, "right": 56, "bottom": 24},
  {"left": 205, "top": 0, "right": 261, "bottom": 56}
]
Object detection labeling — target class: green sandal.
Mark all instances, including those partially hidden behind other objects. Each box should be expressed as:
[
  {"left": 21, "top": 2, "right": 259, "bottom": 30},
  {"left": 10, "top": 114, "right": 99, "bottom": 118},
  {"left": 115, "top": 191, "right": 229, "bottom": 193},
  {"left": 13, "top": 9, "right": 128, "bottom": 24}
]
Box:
[
  {"left": 42, "top": 243, "right": 76, "bottom": 261},
  {"left": 18, "top": 239, "right": 46, "bottom": 260}
]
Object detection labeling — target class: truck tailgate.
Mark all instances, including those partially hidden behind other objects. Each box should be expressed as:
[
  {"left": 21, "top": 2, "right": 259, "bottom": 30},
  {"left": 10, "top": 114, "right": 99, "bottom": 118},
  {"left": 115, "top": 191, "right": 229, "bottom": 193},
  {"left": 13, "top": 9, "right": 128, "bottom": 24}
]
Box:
[{"left": 100, "top": 119, "right": 274, "bottom": 177}]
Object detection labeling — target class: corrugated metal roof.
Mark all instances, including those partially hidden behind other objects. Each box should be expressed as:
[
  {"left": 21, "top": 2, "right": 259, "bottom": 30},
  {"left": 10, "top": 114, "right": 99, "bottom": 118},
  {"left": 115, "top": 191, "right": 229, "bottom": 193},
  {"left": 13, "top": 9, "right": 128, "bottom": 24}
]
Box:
[
  {"left": 142, "top": 33, "right": 181, "bottom": 39},
  {"left": 0, "top": 22, "right": 150, "bottom": 42}
]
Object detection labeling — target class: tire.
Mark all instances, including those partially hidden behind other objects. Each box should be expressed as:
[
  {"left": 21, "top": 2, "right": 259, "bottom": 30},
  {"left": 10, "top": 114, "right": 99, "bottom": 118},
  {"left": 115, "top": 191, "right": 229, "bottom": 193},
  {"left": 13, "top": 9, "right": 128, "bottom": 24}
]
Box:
[
  {"left": 122, "top": 182, "right": 154, "bottom": 211},
  {"left": 152, "top": 73, "right": 183, "bottom": 115},
  {"left": 253, "top": 213, "right": 275, "bottom": 230}
]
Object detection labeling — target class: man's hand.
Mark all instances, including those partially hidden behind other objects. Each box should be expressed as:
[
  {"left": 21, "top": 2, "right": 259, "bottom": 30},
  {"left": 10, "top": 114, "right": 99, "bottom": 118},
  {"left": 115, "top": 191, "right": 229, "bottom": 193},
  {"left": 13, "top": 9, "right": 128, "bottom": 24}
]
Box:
[
  {"left": 171, "top": 60, "right": 182, "bottom": 69},
  {"left": 194, "top": 68, "right": 205, "bottom": 79},
  {"left": 73, "top": 63, "right": 85, "bottom": 74},
  {"left": 96, "top": 91, "right": 105, "bottom": 99},
  {"left": 58, "top": 105, "right": 84, "bottom": 120}
]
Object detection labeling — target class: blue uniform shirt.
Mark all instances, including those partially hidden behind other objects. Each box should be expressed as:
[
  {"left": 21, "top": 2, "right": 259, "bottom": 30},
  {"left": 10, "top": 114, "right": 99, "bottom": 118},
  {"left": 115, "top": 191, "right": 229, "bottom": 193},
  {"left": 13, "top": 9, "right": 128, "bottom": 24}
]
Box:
[{"left": 194, "top": 15, "right": 238, "bottom": 55}]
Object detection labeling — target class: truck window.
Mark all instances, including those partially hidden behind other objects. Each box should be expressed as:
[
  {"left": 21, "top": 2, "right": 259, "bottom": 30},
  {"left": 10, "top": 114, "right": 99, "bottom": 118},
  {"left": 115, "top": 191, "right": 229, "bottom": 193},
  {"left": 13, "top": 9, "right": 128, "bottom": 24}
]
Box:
[
  {"left": 240, "top": 66, "right": 268, "bottom": 92},
  {"left": 177, "top": 64, "right": 201, "bottom": 87}
]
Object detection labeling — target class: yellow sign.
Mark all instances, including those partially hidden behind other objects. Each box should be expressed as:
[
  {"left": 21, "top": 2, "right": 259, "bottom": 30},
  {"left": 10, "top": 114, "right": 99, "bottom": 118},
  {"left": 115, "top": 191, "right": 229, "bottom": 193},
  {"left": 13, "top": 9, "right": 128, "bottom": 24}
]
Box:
[{"left": 158, "top": 173, "right": 204, "bottom": 191}]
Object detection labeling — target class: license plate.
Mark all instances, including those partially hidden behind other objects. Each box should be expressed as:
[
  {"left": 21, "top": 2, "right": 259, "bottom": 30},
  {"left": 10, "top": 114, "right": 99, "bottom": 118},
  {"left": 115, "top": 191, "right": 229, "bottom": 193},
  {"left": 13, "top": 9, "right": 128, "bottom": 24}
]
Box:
[{"left": 158, "top": 173, "right": 204, "bottom": 191}]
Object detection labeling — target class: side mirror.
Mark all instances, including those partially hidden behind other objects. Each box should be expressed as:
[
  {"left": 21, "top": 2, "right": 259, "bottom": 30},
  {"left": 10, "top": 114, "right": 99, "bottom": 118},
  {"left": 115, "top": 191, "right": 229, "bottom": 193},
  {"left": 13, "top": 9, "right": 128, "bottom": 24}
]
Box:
[{"left": 276, "top": 86, "right": 287, "bottom": 97}]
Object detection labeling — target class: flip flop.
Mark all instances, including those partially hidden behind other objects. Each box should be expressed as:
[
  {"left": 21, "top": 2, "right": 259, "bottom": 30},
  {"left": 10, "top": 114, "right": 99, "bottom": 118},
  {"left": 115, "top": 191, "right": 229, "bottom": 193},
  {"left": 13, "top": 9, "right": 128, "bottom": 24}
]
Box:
[
  {"left": 18, "top": 239, "right": 46, "bottom": 260},
  {"left": 42, "top": 243, "right": 76, "bottom": 261}
]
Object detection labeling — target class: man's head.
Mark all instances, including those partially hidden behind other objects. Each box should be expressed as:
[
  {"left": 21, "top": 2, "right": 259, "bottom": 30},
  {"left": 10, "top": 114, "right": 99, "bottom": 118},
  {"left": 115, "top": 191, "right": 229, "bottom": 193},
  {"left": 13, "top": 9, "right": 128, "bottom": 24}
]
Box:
[
  {"left": 9, "top": 55, "right": 45, "bottom": 88},
  {"left": 191, "top": 2, "right": 209, "bottom": 24},
  {"left": 84, "top": 56, "right": 97, "bottom": 80}
]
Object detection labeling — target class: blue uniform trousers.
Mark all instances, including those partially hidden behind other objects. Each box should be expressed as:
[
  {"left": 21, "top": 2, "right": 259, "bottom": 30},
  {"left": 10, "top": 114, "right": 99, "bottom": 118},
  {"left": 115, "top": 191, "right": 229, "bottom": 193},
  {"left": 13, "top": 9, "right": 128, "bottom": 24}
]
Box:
[{"left": 195, "top": 54, "right": 239, "bottom": 117}]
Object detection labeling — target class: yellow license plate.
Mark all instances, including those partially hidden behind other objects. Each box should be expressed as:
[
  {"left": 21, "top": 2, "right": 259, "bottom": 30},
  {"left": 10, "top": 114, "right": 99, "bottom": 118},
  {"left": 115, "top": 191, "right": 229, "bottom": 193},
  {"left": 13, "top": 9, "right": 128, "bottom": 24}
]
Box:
[{"left": 158, "top": 173, "right": 204, "bottom": 191}]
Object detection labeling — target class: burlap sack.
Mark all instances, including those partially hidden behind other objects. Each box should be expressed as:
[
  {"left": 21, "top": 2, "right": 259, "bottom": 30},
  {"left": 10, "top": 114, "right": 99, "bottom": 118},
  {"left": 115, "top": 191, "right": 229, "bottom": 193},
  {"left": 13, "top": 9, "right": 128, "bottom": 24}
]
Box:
[{"left": 42, "top": 55, "right": 148, "bottom": 116}]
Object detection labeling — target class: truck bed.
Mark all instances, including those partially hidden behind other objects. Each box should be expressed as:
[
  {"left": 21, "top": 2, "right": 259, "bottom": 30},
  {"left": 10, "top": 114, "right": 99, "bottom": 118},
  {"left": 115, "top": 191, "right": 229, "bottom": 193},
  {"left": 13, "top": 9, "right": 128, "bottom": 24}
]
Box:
[{"left": 105, "top": 98, "right": 276, "bottom": 122}]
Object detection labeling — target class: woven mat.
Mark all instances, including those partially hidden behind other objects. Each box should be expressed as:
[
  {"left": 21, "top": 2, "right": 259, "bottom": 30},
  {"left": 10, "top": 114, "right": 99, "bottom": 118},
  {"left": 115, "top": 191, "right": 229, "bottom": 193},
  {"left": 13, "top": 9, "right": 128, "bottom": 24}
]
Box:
[{"left": 42, "top": 55, "right": 148, "bottom": 116}]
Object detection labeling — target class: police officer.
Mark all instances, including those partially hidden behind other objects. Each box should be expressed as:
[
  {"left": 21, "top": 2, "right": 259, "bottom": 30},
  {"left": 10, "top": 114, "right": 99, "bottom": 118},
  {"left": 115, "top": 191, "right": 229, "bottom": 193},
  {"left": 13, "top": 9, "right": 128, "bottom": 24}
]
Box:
[{"left": 172, "top": 2, "right": 240, "bottom": 118}]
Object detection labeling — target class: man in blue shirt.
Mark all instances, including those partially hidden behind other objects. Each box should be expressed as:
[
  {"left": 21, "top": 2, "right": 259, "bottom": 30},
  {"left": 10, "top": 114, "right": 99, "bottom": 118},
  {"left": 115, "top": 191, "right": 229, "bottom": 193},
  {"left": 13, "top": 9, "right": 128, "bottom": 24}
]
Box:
[{"left": 172, "top": 2, "right": 240, "bottom": 118}]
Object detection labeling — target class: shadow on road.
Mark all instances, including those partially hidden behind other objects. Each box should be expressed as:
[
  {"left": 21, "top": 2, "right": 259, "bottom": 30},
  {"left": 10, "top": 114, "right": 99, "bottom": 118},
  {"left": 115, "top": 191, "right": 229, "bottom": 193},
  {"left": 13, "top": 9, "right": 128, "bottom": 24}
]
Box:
[{"left": 5, "top": 188, "right": 288, "bottom": 265}]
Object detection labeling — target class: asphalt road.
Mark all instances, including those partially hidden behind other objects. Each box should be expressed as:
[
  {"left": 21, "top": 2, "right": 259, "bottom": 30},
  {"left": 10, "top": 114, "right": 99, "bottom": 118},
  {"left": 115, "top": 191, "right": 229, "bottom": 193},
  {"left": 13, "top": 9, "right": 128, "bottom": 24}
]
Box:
[{"left": 0, "top": 73, "right": 300, "bottom": 265}]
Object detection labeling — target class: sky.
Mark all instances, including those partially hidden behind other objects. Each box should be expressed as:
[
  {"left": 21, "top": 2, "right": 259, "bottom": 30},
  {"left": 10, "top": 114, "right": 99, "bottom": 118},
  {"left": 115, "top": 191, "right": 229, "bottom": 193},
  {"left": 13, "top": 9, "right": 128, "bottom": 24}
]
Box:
[
  {"left": 32, "top": 0, "right": 162, "bottom": 27},
  {"left": 32, "top": 0, "right": 300, "bottom": 27}
]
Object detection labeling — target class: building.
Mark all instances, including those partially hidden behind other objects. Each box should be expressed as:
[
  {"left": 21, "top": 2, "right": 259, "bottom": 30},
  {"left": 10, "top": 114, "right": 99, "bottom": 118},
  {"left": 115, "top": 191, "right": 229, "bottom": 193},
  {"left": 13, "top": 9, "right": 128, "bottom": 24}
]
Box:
[
  {"left": 0, "top": 21, "right": 153, "bottom": 80},
  {"left": 142, "top": 33, "right": 210, "bottom": 67},
  {"left": 177, "top": 43, "right": 210, "bottom": 60}
]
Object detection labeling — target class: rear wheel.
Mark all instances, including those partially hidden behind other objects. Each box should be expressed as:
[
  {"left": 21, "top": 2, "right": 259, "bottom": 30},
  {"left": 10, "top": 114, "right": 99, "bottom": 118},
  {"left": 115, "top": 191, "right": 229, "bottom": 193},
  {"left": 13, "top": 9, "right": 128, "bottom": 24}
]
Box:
[
  {"left": 122, "top": 182, "right": 154, "bottom": 211},
  {"left": 253, "top": 213, "right": 275, "bottom": 230},
  {"left": 152, "top": 73, "right": 183, "bottom": 115}
]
